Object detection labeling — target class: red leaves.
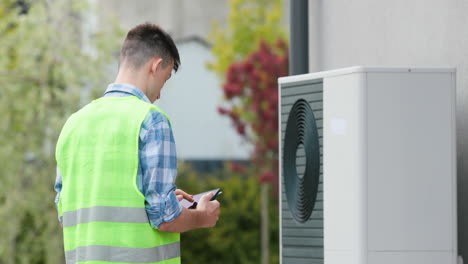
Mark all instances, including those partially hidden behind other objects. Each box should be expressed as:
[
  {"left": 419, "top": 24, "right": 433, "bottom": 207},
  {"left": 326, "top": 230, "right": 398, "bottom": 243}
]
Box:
[
  {"left": 230, "top": 162, "right": 247, "bottom": 173},
  {"left": 217, "top": 106, "right": 228, "bottom": 115},
  {"left": 218, "top": 38, "right": 288, "bottom": 188},
  {"left": 275, "top": 38, "right": 287, "bottom": 52},
  {"left": 223, "top": 83, "right": 243, "bottom": 99},
  {"left": 236, "top": 123, "right": 246, "bottom": 135},
  {"left": 260, "top": 171, "right": 274, "bottom": 183},
  {"left": 243, "top": 61, "right": 254, "bottom": 73}
]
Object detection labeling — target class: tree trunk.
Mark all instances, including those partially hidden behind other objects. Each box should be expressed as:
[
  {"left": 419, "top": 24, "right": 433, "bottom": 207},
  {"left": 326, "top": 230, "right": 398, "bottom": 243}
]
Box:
[{"left": 261, "top": 183, "right": 269, "bottom": 264}]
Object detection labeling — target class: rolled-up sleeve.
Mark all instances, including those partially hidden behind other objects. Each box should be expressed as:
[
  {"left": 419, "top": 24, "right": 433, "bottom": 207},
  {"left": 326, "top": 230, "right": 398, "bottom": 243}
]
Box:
[{"left": 140, "top": 113, "right": 182, "bottom": 229}]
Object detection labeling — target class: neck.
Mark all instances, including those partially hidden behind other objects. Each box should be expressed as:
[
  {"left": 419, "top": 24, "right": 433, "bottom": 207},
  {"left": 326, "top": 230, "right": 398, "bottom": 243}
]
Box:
[{"left": 114, "top": 67, "right": 148, "bottom": 95}]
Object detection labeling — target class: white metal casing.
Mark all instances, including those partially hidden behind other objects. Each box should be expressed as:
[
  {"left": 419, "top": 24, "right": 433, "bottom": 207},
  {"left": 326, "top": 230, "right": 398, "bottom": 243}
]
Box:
[{"left": 278, "top": 66, "right": 457, "bottom": 264}]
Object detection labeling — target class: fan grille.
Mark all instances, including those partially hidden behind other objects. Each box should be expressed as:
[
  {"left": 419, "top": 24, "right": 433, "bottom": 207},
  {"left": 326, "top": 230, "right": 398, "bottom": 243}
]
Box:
[{"left": 283, "top": 99, "right": 321, "bottom": 223}]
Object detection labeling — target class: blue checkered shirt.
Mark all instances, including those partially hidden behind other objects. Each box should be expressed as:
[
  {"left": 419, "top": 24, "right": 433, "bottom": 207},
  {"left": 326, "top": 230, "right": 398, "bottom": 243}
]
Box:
[{"left": 54, "top": 83, "right": 182, "bottom": 228}]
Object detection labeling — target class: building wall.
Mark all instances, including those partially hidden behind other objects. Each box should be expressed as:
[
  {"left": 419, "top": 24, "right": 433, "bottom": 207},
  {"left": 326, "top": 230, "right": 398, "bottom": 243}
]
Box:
[
  {"left": 155, "top": 39, "right": 252, "bottom": 160},
  {"left": 96, "top": 0, "right": 289, "bottom": 40},
  {"left": 96, "top": 0, "right": 229, "bottom": 39},
  {"left": 307, "top": 0, "right": 468, "bottom": 260}
]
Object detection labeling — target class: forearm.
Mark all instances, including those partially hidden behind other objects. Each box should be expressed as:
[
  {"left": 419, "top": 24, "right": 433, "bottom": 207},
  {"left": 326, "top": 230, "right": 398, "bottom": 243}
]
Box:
[{"left": 158, "top": 208, "right": 206, "bottom": 233}]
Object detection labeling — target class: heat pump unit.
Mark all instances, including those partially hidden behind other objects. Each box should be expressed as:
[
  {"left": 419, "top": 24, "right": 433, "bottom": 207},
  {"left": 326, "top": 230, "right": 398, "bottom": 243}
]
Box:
[{"left": 279, "top": 66, "right": 457, "bottom": 264}]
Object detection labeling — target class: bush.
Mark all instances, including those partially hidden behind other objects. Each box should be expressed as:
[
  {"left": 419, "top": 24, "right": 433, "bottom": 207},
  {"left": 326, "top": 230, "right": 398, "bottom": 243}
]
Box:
[
  {"left": 176, "top": 163, "right": 279, "bottom": 264},
  {"left": 0, "top": 1, "right": 121, "bottom": 263}
]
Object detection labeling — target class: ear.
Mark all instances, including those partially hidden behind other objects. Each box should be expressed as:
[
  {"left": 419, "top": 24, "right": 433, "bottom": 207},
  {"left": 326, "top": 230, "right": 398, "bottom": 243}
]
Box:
[{"left": 150, "top": 57, "right": 163, "bottom": 75}]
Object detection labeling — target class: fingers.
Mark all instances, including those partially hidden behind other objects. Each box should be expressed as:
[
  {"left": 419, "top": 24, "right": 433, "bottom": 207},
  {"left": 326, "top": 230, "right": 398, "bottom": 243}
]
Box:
[
  {"left": 175, "top": 189, "right": 194, "bottom": 202},
  {"left": 212, "top": 201, "right": 220, "bottom": 218},
  {"left": 200, "top": 192, "right": 214, "bottom": 202},
  {"left": 197, "top": 195, "right": 220, "bottom": 228},
  {"left": 176, "top": 195, "right": 183, "bottom": 201},
  {"left": 175, "top": 189, "right": 188, "bottom": 197}
]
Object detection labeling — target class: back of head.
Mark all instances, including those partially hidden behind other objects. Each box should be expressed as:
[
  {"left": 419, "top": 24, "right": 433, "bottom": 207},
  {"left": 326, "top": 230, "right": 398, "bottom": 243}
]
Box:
[{"left": 120, "top": 23, "right": 180, "bottom": 72}]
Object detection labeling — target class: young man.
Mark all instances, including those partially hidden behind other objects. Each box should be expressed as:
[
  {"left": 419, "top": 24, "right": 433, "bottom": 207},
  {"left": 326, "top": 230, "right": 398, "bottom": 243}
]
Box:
[{"left": 54, "top": 23, "right": 220, "bottom": 264}]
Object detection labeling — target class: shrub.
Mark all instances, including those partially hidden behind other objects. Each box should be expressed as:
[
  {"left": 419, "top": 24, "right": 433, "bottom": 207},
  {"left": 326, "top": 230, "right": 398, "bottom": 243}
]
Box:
[{"left": 177, "top": 163, "right": 279, "bottom": 264}]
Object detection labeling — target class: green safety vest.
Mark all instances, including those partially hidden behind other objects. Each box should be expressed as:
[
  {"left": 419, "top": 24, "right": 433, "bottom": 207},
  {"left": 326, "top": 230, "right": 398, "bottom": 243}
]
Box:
[{"left": 56, "top": 96, "right": 180, "bottom": 264}]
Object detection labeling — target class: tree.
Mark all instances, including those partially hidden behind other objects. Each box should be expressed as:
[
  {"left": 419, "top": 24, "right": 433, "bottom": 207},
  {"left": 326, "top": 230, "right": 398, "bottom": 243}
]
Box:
[
  {"left": 208, "top": 0, "right": 288, "bottom": 263},
  {"left": 218, "top": 39, "right": 288, "bottom": 189},
  {"left": 218, "top": 36, "right": 288, "bottom": 264},
  {"left": 208, "top": 0, "right": 286, "bottom": 76},
  {"left": 0, "top": 1, "right": 122, "bottom": 263}
]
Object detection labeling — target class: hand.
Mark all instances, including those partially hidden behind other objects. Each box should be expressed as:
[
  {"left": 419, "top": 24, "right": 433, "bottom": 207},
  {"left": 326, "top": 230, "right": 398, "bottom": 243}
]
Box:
[
  {"left": 175, "top": 189, "right": 193, "bottom": 202},
  {"left": 196, "top": 192, "right": 220, "bottom": 228}
]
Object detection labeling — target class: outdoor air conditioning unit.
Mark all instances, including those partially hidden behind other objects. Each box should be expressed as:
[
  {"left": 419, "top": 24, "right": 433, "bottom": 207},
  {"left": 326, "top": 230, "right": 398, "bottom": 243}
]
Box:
[{"left": 278, "top": 66, "right": 457, "bottom": 264}]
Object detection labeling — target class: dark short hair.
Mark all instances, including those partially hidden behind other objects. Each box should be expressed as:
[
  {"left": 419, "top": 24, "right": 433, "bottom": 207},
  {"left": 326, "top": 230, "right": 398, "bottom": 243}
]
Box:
[{"left": 120, "top": 23, "right": 180, "bottom": 72}]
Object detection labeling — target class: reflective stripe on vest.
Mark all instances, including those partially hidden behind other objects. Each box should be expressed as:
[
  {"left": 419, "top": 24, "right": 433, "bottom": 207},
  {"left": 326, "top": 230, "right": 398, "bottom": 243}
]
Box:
[
  {"left": 56, "top": 96, "right": 180, "bottom": 264},
  {"left": 62, "top": 206, "right": 149, "bottom": 227},
  {"left": 65, "top": 242, "right": 180, "bottom": 264}
]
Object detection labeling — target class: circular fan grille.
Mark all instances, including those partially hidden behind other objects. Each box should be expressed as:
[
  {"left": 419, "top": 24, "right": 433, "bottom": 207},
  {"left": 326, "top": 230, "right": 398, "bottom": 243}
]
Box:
[{"left": 283, "top": 99, "right": 321, "bottom": 223}]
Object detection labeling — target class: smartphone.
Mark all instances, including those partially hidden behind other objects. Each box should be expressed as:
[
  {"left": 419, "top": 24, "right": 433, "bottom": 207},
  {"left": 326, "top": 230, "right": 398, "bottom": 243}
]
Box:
[
  {"left": 210, "top": 189, "right": 223, "bottom": 201},
  {"left": 181, "top": 188, "right": 223, "bottom": 209}
]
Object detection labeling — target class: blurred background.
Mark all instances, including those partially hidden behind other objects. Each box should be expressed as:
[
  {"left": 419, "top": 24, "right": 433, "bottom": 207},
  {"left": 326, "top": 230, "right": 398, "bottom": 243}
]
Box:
[
  {"left": 2, "top": 0, "right": 468, "bottom": 264},
  {"left": 0, "top": 0, "right": 287, "bottom": 263}
]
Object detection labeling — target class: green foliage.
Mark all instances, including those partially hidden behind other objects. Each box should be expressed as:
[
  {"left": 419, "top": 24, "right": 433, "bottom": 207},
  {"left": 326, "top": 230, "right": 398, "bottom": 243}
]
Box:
[
  {"left": 209, "top": 0, "right": 288, "bottom": 184},
  {"left": 0, "top": 1, "right": 122, "bottom": 263},
  {"left": 208, "top": 2, "right": 287, "bottom": 263},
  {"left": 176, "top": 163, "right": 279, "bottom": 264},
  {"left": 208, "top": 0, "right": 286, "bottom": 77}
]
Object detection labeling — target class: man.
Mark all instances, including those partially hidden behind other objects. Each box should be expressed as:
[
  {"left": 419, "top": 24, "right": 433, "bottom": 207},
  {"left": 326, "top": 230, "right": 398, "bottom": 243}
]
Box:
[{"left": 54, "top": 23, "right": 220, "bottom": 264}]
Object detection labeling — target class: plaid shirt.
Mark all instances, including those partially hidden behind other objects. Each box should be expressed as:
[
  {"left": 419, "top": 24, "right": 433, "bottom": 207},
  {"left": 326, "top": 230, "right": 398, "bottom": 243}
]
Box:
[{"left": 54, "top": 83, "right": 182, "bottom": 228}]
